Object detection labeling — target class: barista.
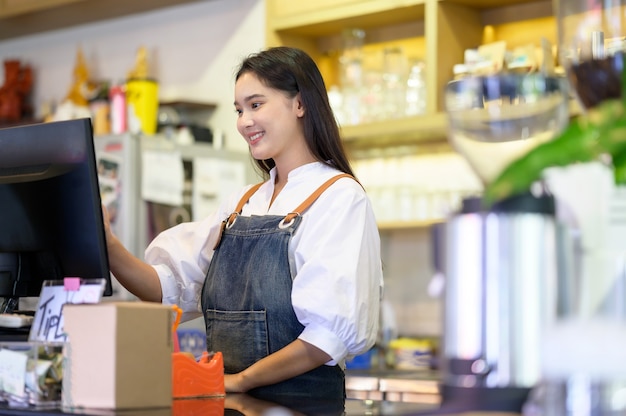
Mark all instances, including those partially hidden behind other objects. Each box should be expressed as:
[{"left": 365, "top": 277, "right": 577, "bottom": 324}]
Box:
[{"left": 103, "top": 46, "right": 383, "bottom": 400}]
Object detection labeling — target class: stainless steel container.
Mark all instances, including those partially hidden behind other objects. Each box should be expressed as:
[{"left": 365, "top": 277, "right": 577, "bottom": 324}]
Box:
[{"left": 438, "top": 193, "right": 559, "bottom": 411}]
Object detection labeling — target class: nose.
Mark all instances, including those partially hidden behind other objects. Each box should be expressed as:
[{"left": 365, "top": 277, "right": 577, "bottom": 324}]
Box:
[{"left": 238, "top": 110, "right": 254, "bottom": 128}]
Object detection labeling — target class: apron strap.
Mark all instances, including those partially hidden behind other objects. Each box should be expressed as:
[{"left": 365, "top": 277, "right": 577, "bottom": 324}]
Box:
[
  {"left": 214, "top": 182, "right": 265, "bottom": 250},
  {"left": 225, "top": 181, "right": 265, "bottom": 226},
  {"left": 214, "top": 173, "right": 357, "bottom": 249},
  {"left": 282, "top": 173, "right": 355, "bottom": 224}
]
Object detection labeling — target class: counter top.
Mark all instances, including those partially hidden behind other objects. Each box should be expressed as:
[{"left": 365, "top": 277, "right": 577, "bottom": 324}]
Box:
[
  {"left": 0, "top": 370, "right": 525, "bottom": 416},
  {"left": 0, "top": 397, "right": 431, "bottom": 416},
  {"left": 345, "top": 368, "right": 441, "bottom": 404},
  {"left": 0, "top": 395, "right": 520, "bottom": 416}
]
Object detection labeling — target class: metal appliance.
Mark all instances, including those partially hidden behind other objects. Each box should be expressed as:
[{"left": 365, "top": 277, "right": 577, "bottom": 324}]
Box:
[
  {"left": 436, "top": 0, "right": 626, "bottom": 411},
  {"left": 436, "top": 192, "right": 562, "bottom": 411},
  {"left": 436, "top": 73, "right": 571, "bottom": 411}
]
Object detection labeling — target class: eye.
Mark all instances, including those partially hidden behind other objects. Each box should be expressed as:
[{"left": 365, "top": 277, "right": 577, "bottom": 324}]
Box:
[
  {"left": 234, "top": 108, "right": 243, "bottom": 116},
  {"left": 251, "top": 102, "right": 261, "bottom": 109}
]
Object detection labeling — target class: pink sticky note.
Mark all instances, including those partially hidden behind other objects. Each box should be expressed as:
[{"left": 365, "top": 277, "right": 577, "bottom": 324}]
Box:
[{"left": 64, "top": 277, "right": 81, "bottom": 291}]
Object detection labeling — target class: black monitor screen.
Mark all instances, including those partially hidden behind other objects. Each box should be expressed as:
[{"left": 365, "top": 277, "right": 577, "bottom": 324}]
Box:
[{"left": 0, "top": 118, "right": 111, "bottom": 308}]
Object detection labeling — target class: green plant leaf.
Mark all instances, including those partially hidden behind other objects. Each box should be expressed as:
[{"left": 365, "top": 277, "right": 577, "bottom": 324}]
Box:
[{"left": 483, "top": 99, "right": 626, "bottom": 206}]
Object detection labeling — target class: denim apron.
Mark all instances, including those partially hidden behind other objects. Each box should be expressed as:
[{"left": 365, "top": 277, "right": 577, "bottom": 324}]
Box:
[{"left": 201, "top": 173, "right": 353, "bottom": 400}]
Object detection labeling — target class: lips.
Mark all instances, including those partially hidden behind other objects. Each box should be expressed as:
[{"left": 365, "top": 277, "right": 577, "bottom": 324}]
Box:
[{"left": 248, "top": 131, "right": 264, "bottom": 145}]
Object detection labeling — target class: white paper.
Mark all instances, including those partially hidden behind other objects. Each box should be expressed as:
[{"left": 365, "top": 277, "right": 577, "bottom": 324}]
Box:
[
  {"left": 29, "top": 281, "right": 105, "bottom": 343},
  {"left": 0, "top": 349, "right": 27, "bottom": 397},
  {"left": 141, "top": 150, "right": 184, "bottom": 206},
  {"left": 192, "top": 157, "right": 246, "bottom": 220}
]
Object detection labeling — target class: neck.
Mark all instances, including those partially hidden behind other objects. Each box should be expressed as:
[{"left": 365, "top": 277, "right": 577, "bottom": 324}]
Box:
[{"left": 271, "top": 157, "right": 317, "bottom": 205}]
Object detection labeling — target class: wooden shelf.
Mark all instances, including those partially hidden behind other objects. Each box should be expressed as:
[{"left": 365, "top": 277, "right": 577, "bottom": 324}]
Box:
[
  {"left": 267, "top": 0, "right": 559, "bottom": 229},
  {"left": 0, "top": 0, "right": 84, "bottom": 18},
  {"left": 340, "top": 112, "right": 448, "bottom": 148},
  {"left": 378, "top": 219, "right": 443, "bottom": 231},
  {"left": 0, "top": 118, "right": 43, "bottom": 129},
  {"left": 159, "top": 100, "right": 217, "bottom": 112},
  {"left": 268, "top": 0, "right": 425, "bottom": 37},
  {"left": 0, "top": 0, "right": 208, "bottom": 41},
  {"left": 441, "top": 0, "right": 549, "bottom": 10}
]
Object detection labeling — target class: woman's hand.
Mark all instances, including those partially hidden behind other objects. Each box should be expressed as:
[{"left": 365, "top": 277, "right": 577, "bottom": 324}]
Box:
[
  {"left": 100, "top": 203, "right": 164, "bottom": 302},
  {"left": 101, "top": 204, "right": 117, "bottom": 249},
  {"left": 222, "top": 339, "right": 332, "bottom": 393},
  {"left": 224, "top": 373, "right": 247, "bottom": 393}
]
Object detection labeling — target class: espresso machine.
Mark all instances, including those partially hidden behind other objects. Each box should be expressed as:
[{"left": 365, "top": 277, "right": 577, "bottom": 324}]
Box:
[
  {"left": 435, "top": 0, "right": 626, "bottom": 411},
  {"left": 435, "top": 73, "right": 572, "bottom": 411},
  {"left": 435, "top": 192, "right": 567, "bottom": 411}
]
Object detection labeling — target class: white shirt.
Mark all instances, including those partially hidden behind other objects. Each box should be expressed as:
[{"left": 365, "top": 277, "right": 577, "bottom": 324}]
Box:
[{"left": 145, "top": 161, "right": 383, "bottom": 365}]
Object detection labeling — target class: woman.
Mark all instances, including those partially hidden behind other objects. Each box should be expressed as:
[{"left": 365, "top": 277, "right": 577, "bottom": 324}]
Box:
[{"left": 104, "top": 46, "right": 383, "bottom": 400}]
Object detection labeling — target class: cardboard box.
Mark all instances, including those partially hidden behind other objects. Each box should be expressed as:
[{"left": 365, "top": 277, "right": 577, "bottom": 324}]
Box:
[{"left": 62, "top": 302, "right": 173, "bottom": 410}]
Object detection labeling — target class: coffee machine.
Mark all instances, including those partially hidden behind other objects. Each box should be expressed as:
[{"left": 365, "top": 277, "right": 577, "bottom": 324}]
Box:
[
  {"left": 435, "top": 0, "right": 626, "bottom": 411},
  {"left": 435, "top": 73, "right": 572, "bottom": 411},
  {"left": 435, "top": 192, "right": 566, "bottom": 411}
]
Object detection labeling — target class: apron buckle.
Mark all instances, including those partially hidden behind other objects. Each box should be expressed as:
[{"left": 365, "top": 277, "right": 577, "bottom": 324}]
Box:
[{"left": 279, "top": 212, "right": 300, "bottom": 229}]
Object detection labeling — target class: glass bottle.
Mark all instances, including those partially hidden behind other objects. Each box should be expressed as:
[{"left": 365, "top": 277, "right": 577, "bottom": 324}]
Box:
[
  {"left": 405, "top": 59, "right": 426, "bottom": 116},
  {"left": 381, "top": 47, "right": 408, "bottom": 119},
  {"left": 339, "top": 28, "right": 366, "bottom": 125}
]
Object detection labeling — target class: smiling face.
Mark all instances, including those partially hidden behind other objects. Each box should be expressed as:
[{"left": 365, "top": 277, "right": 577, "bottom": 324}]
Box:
[{"left": 234, "top": 72, "right": 313, "bottom": 173}]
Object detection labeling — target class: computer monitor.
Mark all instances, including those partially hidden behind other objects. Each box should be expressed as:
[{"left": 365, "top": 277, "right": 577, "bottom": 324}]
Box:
[{"left": 0, "top": 118, "right": 112, "bottom": 313}]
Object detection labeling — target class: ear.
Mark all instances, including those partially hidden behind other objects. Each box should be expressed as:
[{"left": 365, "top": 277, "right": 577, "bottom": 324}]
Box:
[{"left": 294, "top": 93, "right": 305, "bottom": 118}]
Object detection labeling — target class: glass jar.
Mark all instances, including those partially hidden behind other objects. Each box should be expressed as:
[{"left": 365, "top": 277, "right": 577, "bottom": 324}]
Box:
[{"left": 556, "top": 0, "right": 625, "bottom": 110}]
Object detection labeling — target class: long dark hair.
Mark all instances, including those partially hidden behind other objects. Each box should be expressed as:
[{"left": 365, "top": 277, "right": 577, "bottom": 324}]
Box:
[{"left": 235, "top": 46, "right": 354, "bottom": 178}]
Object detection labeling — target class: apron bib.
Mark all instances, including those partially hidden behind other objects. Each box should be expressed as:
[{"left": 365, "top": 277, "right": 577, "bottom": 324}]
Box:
[{"left": 201, "top": 174, "right": 352, "bottom": 399}]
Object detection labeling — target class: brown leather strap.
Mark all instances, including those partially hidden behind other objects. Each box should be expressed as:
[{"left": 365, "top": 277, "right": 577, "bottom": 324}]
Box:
[
  {"left": 214, "top": 181, "right": 266, "bottom": 250},
  {"left": 215, "top": 174, "right": 356, "bottom": 250},
  {"left": 227, "top": 173, "right": 356, "bottom": 226},
  {"left": 283, "top": 173, "right": 355, "bottom": 223},
  {"left": 226, "top": 181, "right": 265, "bottom": 225}
]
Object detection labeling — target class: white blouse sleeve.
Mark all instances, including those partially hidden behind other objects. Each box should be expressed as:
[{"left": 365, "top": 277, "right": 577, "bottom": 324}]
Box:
[
  {"left": 290, "top": 179, "right": 383, "bottom": 365},
  {"left": 144, "top": 187, "right": 248, "bottom": 322}
]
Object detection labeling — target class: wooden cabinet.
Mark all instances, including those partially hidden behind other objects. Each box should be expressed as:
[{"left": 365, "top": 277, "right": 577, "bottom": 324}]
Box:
[
  {"left": 0, "top": 0, "right": 85, "bottom": 17},
  {"left": 0, "top": 0, "right": 207, "bottom": 40},
  {"left": 265, "top": 0, "right": 558, "bottom": 228},
  {"left": 266, "top": 0, "right": 556, "bottom": 147},
  {"left": 267, "top": 0, "right": 377, "bottom": 21}
]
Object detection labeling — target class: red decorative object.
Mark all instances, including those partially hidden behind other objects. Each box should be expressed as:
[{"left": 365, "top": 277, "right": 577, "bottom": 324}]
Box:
[{"left": 0, "top": 60, "right": 33, "bottom": 123}]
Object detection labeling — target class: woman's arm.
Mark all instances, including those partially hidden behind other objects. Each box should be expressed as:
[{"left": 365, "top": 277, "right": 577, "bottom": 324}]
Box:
[
  {"left": 291, "top": 181, "right": 383, "bottom": 362},
  {"left": 103, "top": 185, "right": 251, "bottom": 309},
  {"left": 224, "top": 339, "right": 331, "bottom": 393},
  {"left": 103, "top": 205, "right": 163, "bottom": 302}
]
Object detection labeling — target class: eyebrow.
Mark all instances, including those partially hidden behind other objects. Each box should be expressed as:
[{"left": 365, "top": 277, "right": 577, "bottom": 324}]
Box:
[{"left": 233, "top": 93, "right": 265, "bottom": 107}]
